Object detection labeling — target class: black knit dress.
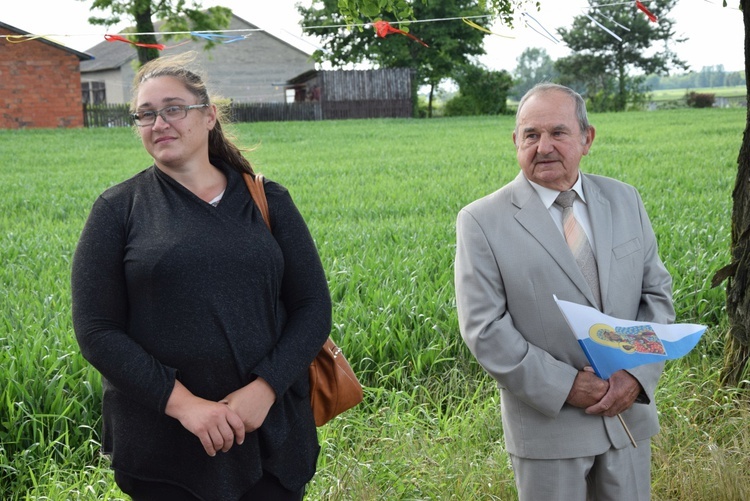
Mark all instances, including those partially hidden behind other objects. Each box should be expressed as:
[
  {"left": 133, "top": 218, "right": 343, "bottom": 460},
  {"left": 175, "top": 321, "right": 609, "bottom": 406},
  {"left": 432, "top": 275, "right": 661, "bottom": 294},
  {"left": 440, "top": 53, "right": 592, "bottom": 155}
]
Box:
[{"left": 71, "top": 160, "right": 332, "bottom": 500}]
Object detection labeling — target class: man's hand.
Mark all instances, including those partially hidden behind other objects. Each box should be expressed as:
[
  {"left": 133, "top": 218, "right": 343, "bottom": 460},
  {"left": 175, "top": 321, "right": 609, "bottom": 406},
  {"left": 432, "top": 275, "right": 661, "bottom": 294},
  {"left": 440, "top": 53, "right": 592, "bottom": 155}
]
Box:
[
  {"left": 221, "top": 377, "right": 277, "bottom": 433},
  {"left": 165, "top": 380, "right": 246, "bottom": 457},
  {"left": 585, "top": 370, "right": 642, "bottom": 417},
  {"left": 566, "top": 368, "right": 609, "bottom": 408}
]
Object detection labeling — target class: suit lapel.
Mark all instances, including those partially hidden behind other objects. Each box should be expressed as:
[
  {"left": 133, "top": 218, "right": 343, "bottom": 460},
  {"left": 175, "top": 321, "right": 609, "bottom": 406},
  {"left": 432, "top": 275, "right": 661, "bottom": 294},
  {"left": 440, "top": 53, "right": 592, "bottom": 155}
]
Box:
[
  {"left": 581, "top": 175, "right": 612, "bottom": 312},
  {"left": 510, "top": 173, "right": 595, "bottom": 303}
]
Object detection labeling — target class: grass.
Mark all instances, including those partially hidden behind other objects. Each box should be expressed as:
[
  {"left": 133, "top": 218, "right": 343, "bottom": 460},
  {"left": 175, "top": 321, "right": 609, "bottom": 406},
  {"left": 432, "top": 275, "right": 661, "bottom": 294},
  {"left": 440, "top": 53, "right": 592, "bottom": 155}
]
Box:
[{"left": 1, "top": 109, "right": 749, "bottom": 499}]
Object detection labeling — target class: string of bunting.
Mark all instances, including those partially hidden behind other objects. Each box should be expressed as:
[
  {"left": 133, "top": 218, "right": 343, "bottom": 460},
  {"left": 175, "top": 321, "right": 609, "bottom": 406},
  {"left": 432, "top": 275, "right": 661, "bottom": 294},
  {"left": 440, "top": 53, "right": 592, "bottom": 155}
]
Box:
[{"left": 0, "top": 2, "right": 682, "bottom": 51}]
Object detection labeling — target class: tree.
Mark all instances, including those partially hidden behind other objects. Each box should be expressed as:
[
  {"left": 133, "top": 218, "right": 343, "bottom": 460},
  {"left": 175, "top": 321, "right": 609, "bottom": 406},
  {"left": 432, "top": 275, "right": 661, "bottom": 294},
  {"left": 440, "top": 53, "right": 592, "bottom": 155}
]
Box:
[
  {"left": 644, "top": 74, "right": 661, "bottom": 90},
  {"left": 298, "top": 0, "right": 492, "bottom": 117},
  {"left": 511, "top": 47, "right": 558, "bottom": 100},
  {"left": 80, "top": 0, "right": 232, "bottom": 65},
  {"left": 698, "top": 66, "right": 714, "bottom": 87},
  {"left": 726, "top": 70, "right": 746, "bottom": 87},
  {"left": 712, "top": 64, "right": 727, "bottom": 87},
  {"left": 444, "top": 64, "right": 513, "bottom": 116},
  {"left": 712, "top": 0, "right": 750, "bottom": 387},
  {"left": 555, "top": 0, "right": 687, "bottom": 111}
]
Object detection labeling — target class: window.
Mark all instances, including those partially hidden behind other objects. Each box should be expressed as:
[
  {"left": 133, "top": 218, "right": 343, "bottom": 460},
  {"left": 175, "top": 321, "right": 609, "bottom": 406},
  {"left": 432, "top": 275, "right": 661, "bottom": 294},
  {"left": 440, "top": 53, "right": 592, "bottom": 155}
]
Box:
[{"left": 82, "top": 81, "right": 107, "bottom": 105}]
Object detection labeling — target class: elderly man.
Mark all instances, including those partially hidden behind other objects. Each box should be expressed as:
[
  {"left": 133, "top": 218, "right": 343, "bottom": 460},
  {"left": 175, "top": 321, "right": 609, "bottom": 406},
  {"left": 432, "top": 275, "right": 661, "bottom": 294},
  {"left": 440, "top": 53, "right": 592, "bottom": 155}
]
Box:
[{"left": 454, "top": 83, "right": 674, "bottom": 500}]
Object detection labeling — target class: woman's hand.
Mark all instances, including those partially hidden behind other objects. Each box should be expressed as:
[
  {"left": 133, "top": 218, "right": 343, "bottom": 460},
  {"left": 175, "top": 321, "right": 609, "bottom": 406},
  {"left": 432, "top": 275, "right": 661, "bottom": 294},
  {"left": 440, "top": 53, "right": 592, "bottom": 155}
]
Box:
[
  {"left": 221, "top": 378, "right": 277, "bottom": 433},
  {"left": 165, "top": 380, "right": 246, "bottom": 457}
]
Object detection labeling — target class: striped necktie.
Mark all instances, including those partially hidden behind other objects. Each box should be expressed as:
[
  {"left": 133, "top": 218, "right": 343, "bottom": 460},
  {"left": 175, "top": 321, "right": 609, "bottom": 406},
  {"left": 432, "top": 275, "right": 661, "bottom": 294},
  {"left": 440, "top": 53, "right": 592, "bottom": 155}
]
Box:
[{"left": 554, "top": 190, "right": 601, "bottom": 309}]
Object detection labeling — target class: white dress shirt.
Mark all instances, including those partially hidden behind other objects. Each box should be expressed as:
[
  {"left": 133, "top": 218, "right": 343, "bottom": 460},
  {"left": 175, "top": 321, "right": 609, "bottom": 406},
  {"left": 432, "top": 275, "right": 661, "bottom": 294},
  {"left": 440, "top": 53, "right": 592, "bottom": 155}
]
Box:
[{"left": 526, "top": 173, "right": 597, "bottom": 254}]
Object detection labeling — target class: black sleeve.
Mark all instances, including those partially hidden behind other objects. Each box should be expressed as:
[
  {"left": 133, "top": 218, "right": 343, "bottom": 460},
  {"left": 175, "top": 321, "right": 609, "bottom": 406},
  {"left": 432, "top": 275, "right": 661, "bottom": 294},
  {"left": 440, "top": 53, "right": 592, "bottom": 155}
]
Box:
[
  {"left": 249, "top": 181, "right": 333, "bottom": 397},
  {"left": 71, "top": 195, "right": 177, "bottom": 413}
]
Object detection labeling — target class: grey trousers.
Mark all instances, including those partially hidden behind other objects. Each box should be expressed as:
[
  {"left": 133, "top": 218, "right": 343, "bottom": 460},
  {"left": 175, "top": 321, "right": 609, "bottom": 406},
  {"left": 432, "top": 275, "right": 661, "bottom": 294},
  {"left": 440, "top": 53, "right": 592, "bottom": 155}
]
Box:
[{"left": 509, "top": 438, "right": 651, "bottom": 501}]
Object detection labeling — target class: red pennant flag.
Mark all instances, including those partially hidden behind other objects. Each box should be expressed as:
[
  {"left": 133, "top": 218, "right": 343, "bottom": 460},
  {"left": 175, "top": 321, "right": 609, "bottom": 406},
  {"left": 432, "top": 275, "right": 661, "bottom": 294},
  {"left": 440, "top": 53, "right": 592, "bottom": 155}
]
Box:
[
  {"left": 373, "top": 20, "right": 428, "bottom": 47},
  {"left": 636, "top": 1, "right": 657, "bottom": 23},
  {"left": 105, "top": 34, "right": 166, "bottom": 50}
]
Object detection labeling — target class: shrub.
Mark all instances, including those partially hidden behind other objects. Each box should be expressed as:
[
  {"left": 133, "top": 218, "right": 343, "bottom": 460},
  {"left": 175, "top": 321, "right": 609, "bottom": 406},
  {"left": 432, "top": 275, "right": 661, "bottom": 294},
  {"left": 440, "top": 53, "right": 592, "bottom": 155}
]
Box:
[
  {"left": 686, "top": 91, "right": 716, "bottom": 108},
  {"left": 444, "top": 64, "right": 512, "bottom": 116},
  {"left": 443, "top": 94, "right": 480, "bottom": 117}
]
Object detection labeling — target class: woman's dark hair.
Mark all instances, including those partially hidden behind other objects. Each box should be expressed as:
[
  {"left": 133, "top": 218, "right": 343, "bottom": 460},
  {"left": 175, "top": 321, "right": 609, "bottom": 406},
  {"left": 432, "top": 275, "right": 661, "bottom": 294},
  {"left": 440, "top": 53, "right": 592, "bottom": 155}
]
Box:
[{"left": 131, "top": 52, "right": 254, "bottom": 175}]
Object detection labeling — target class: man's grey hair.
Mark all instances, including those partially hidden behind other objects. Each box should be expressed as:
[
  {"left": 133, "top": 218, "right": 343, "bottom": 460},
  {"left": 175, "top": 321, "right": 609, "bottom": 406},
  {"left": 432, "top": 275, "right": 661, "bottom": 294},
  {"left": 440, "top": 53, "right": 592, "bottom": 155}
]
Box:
[{"left": 515, "top": 83, "right": 591, "bottom": 136}]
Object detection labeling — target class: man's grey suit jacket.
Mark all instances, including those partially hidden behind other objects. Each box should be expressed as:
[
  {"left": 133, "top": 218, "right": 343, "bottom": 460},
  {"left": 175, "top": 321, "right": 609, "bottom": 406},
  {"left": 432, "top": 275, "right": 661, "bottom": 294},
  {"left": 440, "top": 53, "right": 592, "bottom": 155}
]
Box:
[{"left": 455, "top": 171, "right": 674, "bottom": 459}]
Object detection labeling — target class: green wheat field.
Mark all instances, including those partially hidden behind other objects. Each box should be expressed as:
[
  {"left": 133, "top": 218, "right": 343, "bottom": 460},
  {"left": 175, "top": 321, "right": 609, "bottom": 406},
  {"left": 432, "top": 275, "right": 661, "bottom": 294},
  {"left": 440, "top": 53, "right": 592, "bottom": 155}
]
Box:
[{"left": 1, "top": 109, "right": 749, "bottom": 499}]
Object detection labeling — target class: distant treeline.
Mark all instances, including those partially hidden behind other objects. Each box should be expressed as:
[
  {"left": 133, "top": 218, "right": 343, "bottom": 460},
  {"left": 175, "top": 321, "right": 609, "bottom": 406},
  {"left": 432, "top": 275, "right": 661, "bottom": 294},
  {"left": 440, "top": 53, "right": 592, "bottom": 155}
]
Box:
[{"left": 646, "top": 65, "right": 746, "bottom": 90}]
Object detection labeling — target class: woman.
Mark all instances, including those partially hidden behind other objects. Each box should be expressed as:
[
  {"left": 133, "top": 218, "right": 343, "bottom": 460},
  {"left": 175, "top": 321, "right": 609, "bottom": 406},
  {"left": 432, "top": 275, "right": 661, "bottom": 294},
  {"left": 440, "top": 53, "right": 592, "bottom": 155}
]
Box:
[{"left": 71, "top": 52, "right": 332, "bottom": 500}]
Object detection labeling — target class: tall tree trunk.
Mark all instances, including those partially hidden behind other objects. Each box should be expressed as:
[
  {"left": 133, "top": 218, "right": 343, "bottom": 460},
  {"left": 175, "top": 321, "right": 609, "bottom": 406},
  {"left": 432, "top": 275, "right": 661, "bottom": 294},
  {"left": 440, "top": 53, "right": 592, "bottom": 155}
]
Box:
[
  {"left": 718, "top": 0, "right": 750, "bottom": 387},
  {"left": 616, "top": 48, "right": 627, "bottom": 112},
  {"left": 428, "top": 84, "right": 435, "bottom": 118},
  {"left": 134, "top": 0, "right": 159, "bottom": 65}
]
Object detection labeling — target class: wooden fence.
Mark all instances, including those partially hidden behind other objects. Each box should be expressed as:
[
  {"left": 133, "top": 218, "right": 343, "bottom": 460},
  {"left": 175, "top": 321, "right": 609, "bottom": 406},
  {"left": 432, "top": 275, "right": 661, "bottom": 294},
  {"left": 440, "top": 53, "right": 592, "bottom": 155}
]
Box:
[
  {"left": 82, "top": 103, "right": 131, "bottom": 128},
  {"left": 319, "top": 69, "right": 413, "bottom": 102},
  {"left": 230, "top": 102, "right": 320, "bottom": 122},
  {"left": 82, "top": 102, "right": 321, "bottom": 128}
]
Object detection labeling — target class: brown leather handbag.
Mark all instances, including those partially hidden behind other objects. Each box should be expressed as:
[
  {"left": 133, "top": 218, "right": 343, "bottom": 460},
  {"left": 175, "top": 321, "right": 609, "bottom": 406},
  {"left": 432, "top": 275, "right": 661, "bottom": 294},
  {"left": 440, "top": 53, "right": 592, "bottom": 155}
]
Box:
[{"left": 244, "top": 173, "right": 363, "bottom": 426}]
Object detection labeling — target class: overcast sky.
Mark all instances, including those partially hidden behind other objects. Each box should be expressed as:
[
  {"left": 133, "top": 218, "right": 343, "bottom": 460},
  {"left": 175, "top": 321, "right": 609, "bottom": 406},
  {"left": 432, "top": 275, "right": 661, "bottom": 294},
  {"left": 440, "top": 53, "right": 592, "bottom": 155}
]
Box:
[{"left": 2, "top": 0, "right": 745, "bottom": 72}]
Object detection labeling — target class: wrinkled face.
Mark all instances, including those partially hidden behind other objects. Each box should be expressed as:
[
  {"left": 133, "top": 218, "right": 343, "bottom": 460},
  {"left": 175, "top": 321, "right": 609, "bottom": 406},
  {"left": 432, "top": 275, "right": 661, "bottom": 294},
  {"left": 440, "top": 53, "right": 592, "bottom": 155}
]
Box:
[
  {"left": 134, "top": 76, "right": 216, "bottom": 170},
  {"left": 512, "top": 90, "right": 595, "bottom": 191}
]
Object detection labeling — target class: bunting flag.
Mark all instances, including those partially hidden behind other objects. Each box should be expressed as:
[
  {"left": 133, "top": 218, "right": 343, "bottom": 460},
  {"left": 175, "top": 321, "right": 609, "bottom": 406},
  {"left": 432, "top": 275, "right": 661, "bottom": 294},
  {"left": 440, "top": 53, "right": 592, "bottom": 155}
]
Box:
[
  {"left": 5, "top": 34, "right": 54, "bottom": 44},
  {"left": 554, "top": 296, "right": 706, "bottom": 380},
  {"left": 373, "top": 20, "right": 429, "bottom": 47},
  {"left": 104, "top": 34, "right": 164, "bottom": 50},
  {"left": 191, "top": 32, "right": 248, "bottom": 44},
  {"left": 585, "top": 13, "right": 622, "bottom": 41},
  {"left": 104, "top": 34, "right": 189, "bottom": 51},
  {"left": 521, "top": 11, "right": 559, "bottom": 44},
  {"left": 462, "top": 17, "right": 514, "bottom": 38},
  {"left": 636, "top": 1, "right": 658, "bottom": 22}
]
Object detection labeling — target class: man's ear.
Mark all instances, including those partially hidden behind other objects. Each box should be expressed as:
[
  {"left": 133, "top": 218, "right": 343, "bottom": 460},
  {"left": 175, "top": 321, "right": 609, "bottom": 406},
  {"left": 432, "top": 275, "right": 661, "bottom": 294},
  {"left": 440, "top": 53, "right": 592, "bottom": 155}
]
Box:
[{"left": 582, "top": 126, "right": 596, "bottom": 155}]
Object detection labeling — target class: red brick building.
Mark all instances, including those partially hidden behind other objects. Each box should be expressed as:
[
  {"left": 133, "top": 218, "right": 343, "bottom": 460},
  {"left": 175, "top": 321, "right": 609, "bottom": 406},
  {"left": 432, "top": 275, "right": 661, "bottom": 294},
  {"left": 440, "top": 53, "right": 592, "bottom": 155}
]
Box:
[{"left": 0, "top": 22, "right": 93, "bottom": 128}]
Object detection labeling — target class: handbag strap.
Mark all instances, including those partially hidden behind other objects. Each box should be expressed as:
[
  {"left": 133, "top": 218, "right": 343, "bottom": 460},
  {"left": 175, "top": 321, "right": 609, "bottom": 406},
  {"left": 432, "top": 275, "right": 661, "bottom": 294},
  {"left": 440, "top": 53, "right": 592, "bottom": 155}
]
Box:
[{"left": 243, "top": 172, "right": 271, "bottom": 230}]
